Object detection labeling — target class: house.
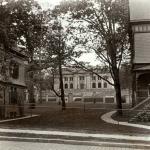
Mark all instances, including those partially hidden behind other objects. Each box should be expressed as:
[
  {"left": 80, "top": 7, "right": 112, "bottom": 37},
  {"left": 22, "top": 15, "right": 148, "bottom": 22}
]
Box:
[
  {"left": 0, "top": 44, "right": 28, "bottom": 119},
  {"left": 129, "top": 0, "right": 150, "bottom": 104},
  {"left": 34, "top": 67, "right": 131, "bottom": 105}
]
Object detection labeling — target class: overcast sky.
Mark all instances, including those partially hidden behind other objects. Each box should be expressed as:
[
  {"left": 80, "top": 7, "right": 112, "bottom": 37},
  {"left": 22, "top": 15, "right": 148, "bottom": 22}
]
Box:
[
  {"left": 36, "top": 0, "right": 99, "bottom": 66},
  {"left": 36, "top": 0, "right": 62, "bottom": 9}
]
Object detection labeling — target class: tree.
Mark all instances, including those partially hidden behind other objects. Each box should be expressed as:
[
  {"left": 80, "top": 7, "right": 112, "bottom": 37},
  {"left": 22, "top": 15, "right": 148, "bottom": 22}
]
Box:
[
  {"left": 0, "top": 1, "right": 13, "bottom": 118},
  {"left": 120, "top": 63, "right": 132, "bottom": 90},
  {"left": 56, "top": 0, "right": 130, "bottom": 115},
  {"left": 8, "top": 0, "right": 47, "bottom": 105},
  {"left": 0, "top": 0, "right": 46, "bottom": 115},
  {"left": 45, "top": 11, "right": 81, "bottom": 110},
  {"left": 0, "top": 0, "right": 12, "bottom": 50},
  {"left": 0, "top": 0, "right": 13, "bottom": 72},
  {"left": 46, "top": 20, "right": 69, "bottom": 110}
]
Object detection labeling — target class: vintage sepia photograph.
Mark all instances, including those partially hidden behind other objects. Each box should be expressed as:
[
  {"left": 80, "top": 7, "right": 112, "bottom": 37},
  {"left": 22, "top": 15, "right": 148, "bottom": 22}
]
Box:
[{"left": 0, "top": 0, "right": 150, "bottom": 149}]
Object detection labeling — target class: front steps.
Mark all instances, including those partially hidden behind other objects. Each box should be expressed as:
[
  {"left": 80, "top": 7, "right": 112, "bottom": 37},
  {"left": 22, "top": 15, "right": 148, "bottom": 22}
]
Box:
[{"left": 129, "top": 97, "right": 150, "bottom": 123}]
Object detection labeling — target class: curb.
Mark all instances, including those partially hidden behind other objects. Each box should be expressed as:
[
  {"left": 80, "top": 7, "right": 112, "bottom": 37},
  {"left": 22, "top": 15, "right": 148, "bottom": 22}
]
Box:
[
  {"left": 0, "top": 115, "right": 39, "bottom": 123},
  {"left": 101, "top": 111, "right": 150, "bottom": 130},
  {"left": 0, "top": 135, "right": 150, "bottom": 148},
  {"left": 0, "top": 128, "right": 150, "bottom": 142}
]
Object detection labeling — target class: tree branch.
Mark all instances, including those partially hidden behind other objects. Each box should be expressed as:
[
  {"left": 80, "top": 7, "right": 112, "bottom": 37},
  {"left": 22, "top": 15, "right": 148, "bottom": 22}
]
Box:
[
  {"left": 72, "top": 58, "right": 114, "bottom": 86},
  {"left": 50, "top": 73, "right": 61, "bottom": 97}
]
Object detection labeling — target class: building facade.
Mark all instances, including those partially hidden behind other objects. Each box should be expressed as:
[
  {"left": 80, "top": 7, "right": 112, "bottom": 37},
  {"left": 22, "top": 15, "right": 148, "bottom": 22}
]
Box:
[
  {"left": 35, "top": 67, "right": 130, "bottom": 105},
  {"left": 129, "top": 0, "right": 150, "bottom": 104},
  {"left": 0, "top": 44, "right": 27, "bottom": 118}
]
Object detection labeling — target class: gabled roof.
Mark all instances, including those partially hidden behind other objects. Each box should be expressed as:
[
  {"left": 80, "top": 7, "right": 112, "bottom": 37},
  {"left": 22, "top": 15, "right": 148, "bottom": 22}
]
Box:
[
  {"left": 10, "top": 46, "right": 29, "bottom": 59},
  {"left": 0, "top": 44, "right": 28, "bottom": 59}
]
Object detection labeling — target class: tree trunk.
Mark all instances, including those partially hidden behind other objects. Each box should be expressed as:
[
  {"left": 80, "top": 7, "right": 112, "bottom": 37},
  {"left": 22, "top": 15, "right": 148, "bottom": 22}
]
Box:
[
  {"left": 113, "top": 69, "right": 123, "bottom": 116},
  {"left": 39, "top": 82, "right": 42, "bottom": 103},
  {"left": 131, "top": 72, "right": 136, "bottom": 107},
  {"left": 129, "top": 21, "right": 135, "bottom": 107},
  {"left": 58, "top": 61, "right": 66, "bottom": 110},
  {"left": 28, "top": 71, "right": 35, "bottom": 109},
  {"left": 114, "top": 82, "right": 123, "bottom": 116}
]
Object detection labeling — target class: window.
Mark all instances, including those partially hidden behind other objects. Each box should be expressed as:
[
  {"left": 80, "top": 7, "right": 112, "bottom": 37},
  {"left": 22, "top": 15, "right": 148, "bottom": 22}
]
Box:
[
  {"left": 9, "top": 61, "right": 19, "bottom": 79},
  {"left": 92, "top": 76, "right": 96, "bottom": 80},
  {"left": 121, "top": 96, "right": 126, "bottom": 103},
  {"left": 74, "top": 98, "right": 82, "bottom": 102},
  {"left": 80, "top": 83, "right": 84, "bottom": 89},
  {"left": 70, "top": 83, "right": 73, "bottom": 89},
  {"left": 104, "top": 82, "right": 107, "bottom": 88},
  {"left": 9, "top": 87, "right": 17, "bottom": 104},
  {"left": 79, "top": 76, "right": 84, "bottom": 80},
  {"left": 65, "top": 83, "right": 68, "bottom": 89},
  {"left": 98, "top": 76, "right": 101, "bottom": 80},
  {"left": 105, "top": 97, "right": 114, "bottom": 103},
  {"left": 98, "top": 82, "right": 102, "bottom": 88},
  {"left": 70, "top": 77, "right": 73, "bottom": 81},
  {"left": 64, "top": 77, "right": 68, "bottom": 81},
  {"left": 95, "top": 98, "right": 103, "bottom": 103},
  {"left": 92, "top": 83, "right": 96, "bottom": 88}
]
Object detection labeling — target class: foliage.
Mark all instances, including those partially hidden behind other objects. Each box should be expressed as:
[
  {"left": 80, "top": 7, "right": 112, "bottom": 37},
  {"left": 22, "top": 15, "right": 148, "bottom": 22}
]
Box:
[
  {"left": 8, "top": 0, "right": 46, "bottom": 60},
  {"left": 55, "top": 0, "right": 130, "bottom": 114},
  {"left": 129, "top": 104, "right": 150, "bottom": 123},
  {"left": 43, "top": 9, "right": 84, "bottom": 109}
]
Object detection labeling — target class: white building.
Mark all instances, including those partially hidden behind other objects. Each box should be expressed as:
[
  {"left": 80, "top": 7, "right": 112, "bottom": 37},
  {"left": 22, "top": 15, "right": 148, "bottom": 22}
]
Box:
[{"left": 35, "top": 67, "right": 130, "bottom": 105}]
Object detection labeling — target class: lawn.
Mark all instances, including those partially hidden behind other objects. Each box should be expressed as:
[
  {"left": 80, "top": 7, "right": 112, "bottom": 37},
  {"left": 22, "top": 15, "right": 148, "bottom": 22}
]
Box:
[{"left": 0, "top": 103, "right": 150, "bottom": 135}]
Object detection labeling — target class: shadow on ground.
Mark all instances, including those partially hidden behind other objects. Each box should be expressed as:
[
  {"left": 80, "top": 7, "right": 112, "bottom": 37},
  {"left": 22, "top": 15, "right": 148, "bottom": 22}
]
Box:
[{"left": 0, "top": 103, "right": 150, "bottom": 135}]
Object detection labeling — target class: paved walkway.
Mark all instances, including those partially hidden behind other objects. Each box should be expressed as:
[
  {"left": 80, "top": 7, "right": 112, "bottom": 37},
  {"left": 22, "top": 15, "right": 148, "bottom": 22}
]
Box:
[
  {"left": 0, "top": 127, "right": 150, "bottom": 142},
  {"left": 0, "top": 111, "right": 149, "bottom": 149},
  {"left": 0, "top": 141, "right": 142, "bottom": 150},
  {"left": 101, "top": 111, "right": 150, "bottom": 130},
  {"left": 0, "top": 115, "right": 39, "bottom": 123},
  {"left": 0, "top": 111, "right": 149, "bottom": 142}
]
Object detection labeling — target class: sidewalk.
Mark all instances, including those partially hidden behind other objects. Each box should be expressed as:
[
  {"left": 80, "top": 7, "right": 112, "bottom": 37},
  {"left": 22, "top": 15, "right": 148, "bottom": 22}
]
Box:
[
  {"left": 0, "top": 110, "right": 150, "bottom": 148},
  {"left": 0, "top": 127, "right": 150, "bottom": 149},
  {"left": 101, "top": 111, "right": 150, "bottom": 130},
  {"left": 0, "top": 127, "right": 150, "bottom": 142},
  {"left": 0, "top": 109, "right": 150, "bottom": 145},
  {"left": 0, "top": 140, "right": 145, "bottom": 150}
]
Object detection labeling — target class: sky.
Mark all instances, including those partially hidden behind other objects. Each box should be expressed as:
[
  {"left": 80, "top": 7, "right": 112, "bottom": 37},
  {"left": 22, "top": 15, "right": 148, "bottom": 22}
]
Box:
[
  {"left": 36, "top": 0, "right": 99, "bottom": 66},
  {"left": 36, "top": 0, "right": 62, "bottom": 9}
]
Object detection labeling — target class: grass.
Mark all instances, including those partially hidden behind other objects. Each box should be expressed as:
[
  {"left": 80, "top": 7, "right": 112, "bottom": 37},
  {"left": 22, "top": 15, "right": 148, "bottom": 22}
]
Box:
[{"left": 0, "top": 103, "right": 150, "bottom": 135}]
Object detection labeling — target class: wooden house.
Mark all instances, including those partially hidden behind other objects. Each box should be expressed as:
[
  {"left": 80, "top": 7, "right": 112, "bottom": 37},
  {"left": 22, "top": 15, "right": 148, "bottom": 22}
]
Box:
[
  {"left": 0, "top": 44, "right": 28, "bottom": 119},
  {"left": 129, "top": 0, "right": 150, "bottom": 104}
]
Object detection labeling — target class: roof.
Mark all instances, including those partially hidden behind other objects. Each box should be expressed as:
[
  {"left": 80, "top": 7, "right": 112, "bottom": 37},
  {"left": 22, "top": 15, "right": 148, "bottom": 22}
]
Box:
[
  {"left": 0, "top": 80, "right": 26, "bottom": 88},
  {"left": 134, "top": 33, "right": 150, "bottom": 64},
  {"left": 0, "top": 44, "right": 28, "bottom": 59},
  {"left": 129, "top": 0, "right": 150, "bottom": 23},
  {"left": 10, "top": 46, "right": 29, "bottom": 59},
  {"left": 61, "top": 67, "right": 110, "bottom": 75},
  {"left": 134, "top": 65, "right": 150, "bottom": 71}
]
